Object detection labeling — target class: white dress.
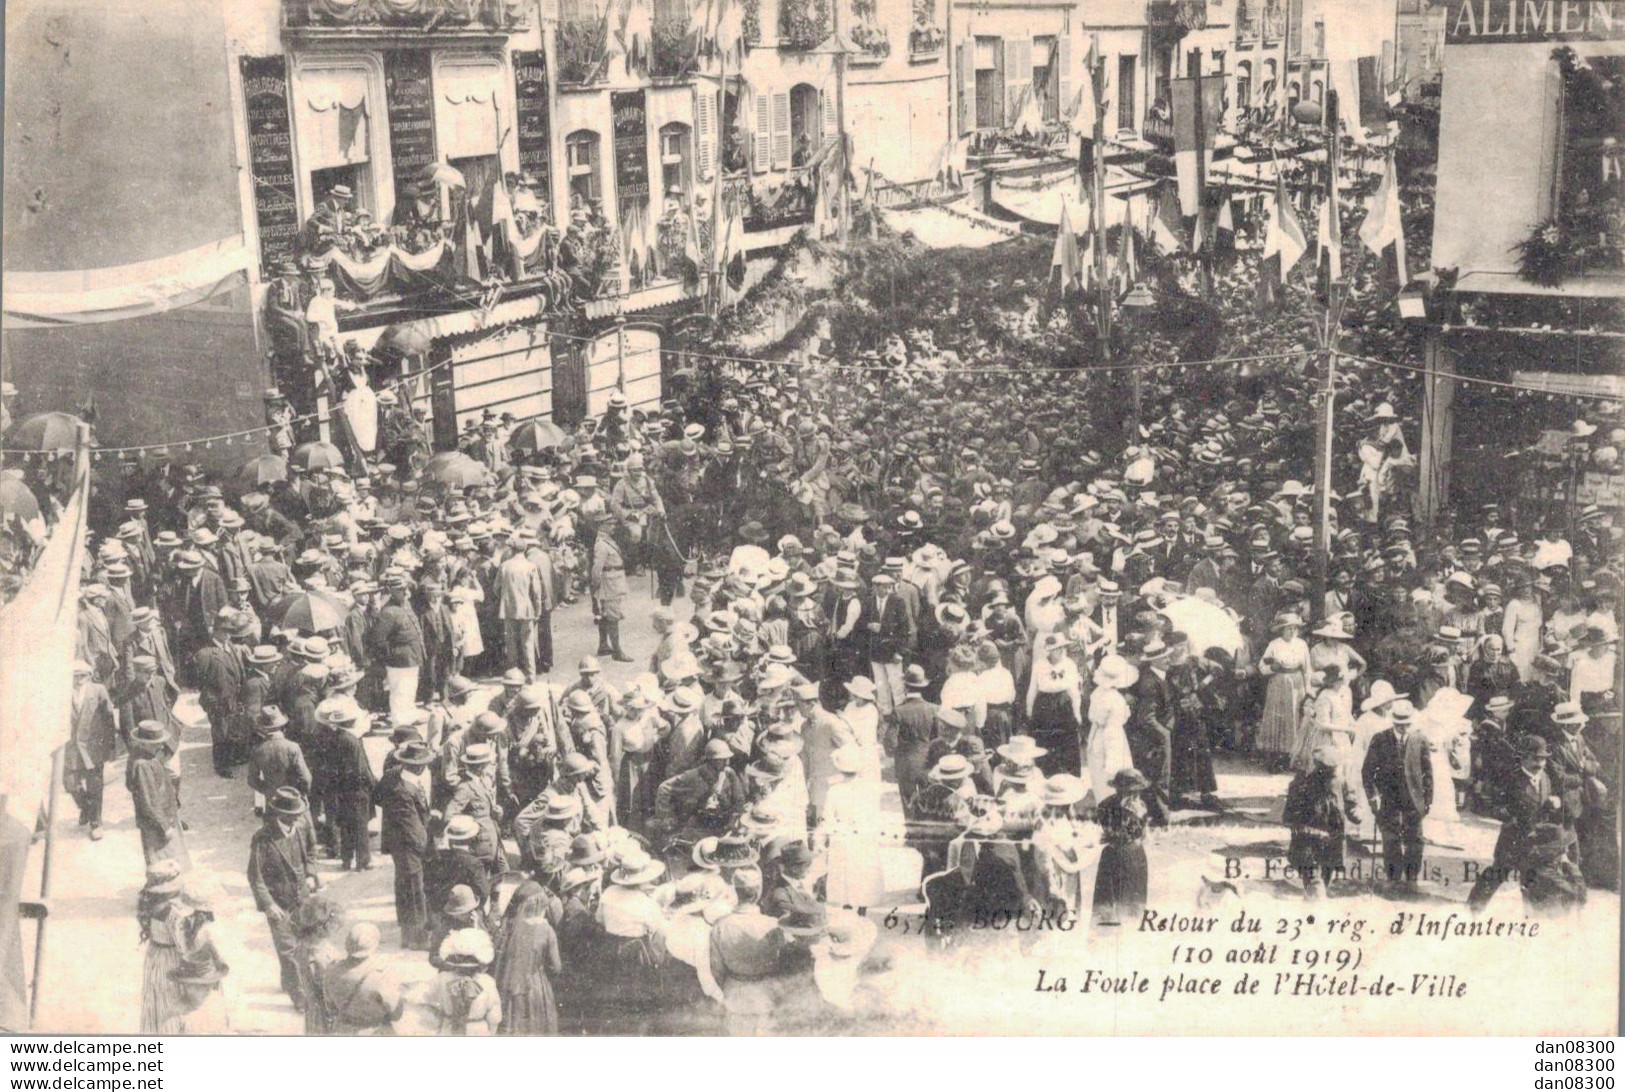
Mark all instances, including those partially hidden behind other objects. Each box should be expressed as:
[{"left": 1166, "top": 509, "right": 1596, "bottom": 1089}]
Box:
[
  {"left": 839, "top": 701, "right": 884, "bottom": 782},
  {"left": 1085, "top": 686, "right": 1134, "bottom": 805},
  {"left": 820, "top": 777, "right": 887, "bottom": 908}
]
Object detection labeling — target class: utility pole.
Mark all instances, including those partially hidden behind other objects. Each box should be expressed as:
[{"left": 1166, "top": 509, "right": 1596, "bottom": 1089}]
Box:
[{"left": 1312, "top": 87, "right": 1347, "bottom": 623}]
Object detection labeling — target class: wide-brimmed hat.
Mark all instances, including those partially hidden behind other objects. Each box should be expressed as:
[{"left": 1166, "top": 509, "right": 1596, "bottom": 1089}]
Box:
[
  {"left": 1271, "top": 612, "right": 1304, "bottom": 631},
  {"left": 1110, "top": 768, "right": 1150, "bottom": 792},
  {"left": 392, "top": 740, "right": 434, "bottom": 767},
  {"left": 1312, "top": 620, "right": 1352, "bottom": 640},
  {"left": 929, "top": 754, "right": 974, "bottom": 783},
  {"left": 1552, "top": 702, "right": 1589, "bottom": 727},
  {"left": 1360, "top": 680, "right": 1406, "bottom": 712},
  {"left": 1042, "top": 773, "right": 1087, "bottom": 807},
  {"left": 267, "top": 786, "right": 308, "bottom": 816},
  {"left": 997, "top": 735, "right": 1048, "bottom": 764},
  {"left": 843, "top": 676, "right": 878, "bottom": 703},
  {"left": 776, "top": 905, "right": 829, "bottom": 937},
  {"left": 442, "top": 884, "right": 480, "bottom": 917},
  {"left": 169, "top": 955, "right": 229, "bottom": 986},
  {"left": 610, "top": 851, "right": 666, "bottom": 886},
  {"left": 1092, "top": 654, "right": 1139, "bottom": 690},
  {"left": 438, "top": 927, "right": 495, "bottom": 968},
  {"left": 444, "top": 814, "right": 481, "bottom": 842}
]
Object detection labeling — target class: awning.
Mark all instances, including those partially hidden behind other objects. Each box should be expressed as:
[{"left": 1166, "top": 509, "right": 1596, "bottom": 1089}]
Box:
[
  {"left": 2, "top": 235, "right": 253, "bottom": 330},
  {"left": 1455, "top": 271, "right": 1625, "bottom": 300}
]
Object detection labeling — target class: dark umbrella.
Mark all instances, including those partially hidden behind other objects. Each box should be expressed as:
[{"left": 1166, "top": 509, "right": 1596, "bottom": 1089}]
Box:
[
  {"left": 236, "top": 454, "right": 289, "bottom": 486},
  {"left": 375, "top": 322, "right": 436, "bottom": 364},
  {"left": 424, "top": 451, "right": 480, "bottom": 476},
  {"left": 507, "top": 419, "right": 568, "bottom": 453},
  {"left": 290, "top": 441, "right": 345, "bottom": 471},
  {"left": 0, "top": 478, "right": 41, "bottom": 521},
  {"left": 4, "top": 411, "right": 86, "bottom": 451},
  {"left": 267, "top": 590, "right": 347, "bottom": 633}
]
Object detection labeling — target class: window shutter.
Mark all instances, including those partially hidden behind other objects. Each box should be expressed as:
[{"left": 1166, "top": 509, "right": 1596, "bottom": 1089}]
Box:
[
  {"left": 771, "top": 90, "right": 791, "bottom": 169},
  {"left": 1058, "top": 35, "right": 1072, "bottom": 117},
  {"left": 695, "top": 88, "right": 715, "bottom": 174},
  {"left": 957, "top": 41, "right": 972, "bottom": 134},
  {"left": 990, "top": 36, "right": 1005, "bottom": 126},
  {"left": 822, "top": 87, "right": 837, "bottom": 141},
  {"left": 753, "top": 91, "right": 771, "bottom": 173}
]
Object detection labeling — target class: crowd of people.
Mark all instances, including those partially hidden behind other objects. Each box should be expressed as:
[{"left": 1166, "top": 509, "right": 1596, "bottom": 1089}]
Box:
[{"left": 1, "top": 240, "right": 1621, "bottom": 1033}]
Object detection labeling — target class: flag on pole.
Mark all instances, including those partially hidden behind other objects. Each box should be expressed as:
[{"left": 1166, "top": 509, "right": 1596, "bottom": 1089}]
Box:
[
  {"left": 1262, "top": 171, "right": 1307, "bottom": 282},
  {"left": 1052, "top": 201, "right": 1081, "bottom": 296},
  {"left": 1116, "top": 220, "right": 1137, "bottom": 295},
  {"left": 1316, "top": 193, "right": 1342, "bottom": 280},
  {"left": 1150, "top": 186, "right": 1185, "bottom": 254},
  {"left": 0, "top": 443, "right": 88, "bottom": 1029},
  {"left": 1359, "top": 152, "right": 1407, "bottom": 284},
  {"left": 1214, "top": 189, "right": 1236, "bottom": 256}
]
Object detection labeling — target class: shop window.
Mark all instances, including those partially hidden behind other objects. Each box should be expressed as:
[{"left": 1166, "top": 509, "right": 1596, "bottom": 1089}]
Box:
[{"left": 567, "top": 130, "right": 602, "bottom": 208}]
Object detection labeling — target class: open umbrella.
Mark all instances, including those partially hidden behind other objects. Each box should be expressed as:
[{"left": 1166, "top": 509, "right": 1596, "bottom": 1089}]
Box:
[
  {"left": 424, "top": 450, "right": 479, "bottom": 475},
  {"left": 267, "top": 590, "right": 348, "bottom": 633},
  {"left": 375, "top": 321, "right": 437, "bottom": 362},
  {"left": 508, "top": 419, "right": 568, "bottom": 453},
  {"left": 290, "top": 440, "right": 345, "bottom": 471},
  {"left": 426, "top": 457, "right": 489, "bottom": 488},
  {"left": 1160, "top": 595, "right": 1244, "bottom": 657},
  {"left": 4, "top": 411, "right": 87, "bottom": 451},
  {"left": 0, "top": 478, "right": 40, "bottom": 521},
  {"left": 236, "top": 453, "right": 288, "bottom": 486},
  {"left": 422, "top": 162, "right": 467, "bottom": 190}
]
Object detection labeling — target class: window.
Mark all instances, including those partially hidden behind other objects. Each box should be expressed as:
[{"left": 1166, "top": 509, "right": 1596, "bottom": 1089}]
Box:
[
  {"left": 1154, "top": 47, "right": 1173, "bottom": 114},
  {"left": 292, "top": 57, "right": 383, "bottom": 225},
  {"left": 1117, "top": 54, "right": 1137, "bottom": 133},
  {"left": 975, "top": 36, "right": 1003, "bottom": 129},
  {"left": 660, "top": 122, "right": 692, "bottom": 198},
  {"left": 790, "top": 84, "right": 820, "bottom": 166},
  {"left": 567, "top": 130, "right": 602, "bottom": 207},
  {"left": 1186, "top": 48, "right": 1201, "bottom": 78},
  {"left": 1033, "top": 36, "right": 1059, "bottom": 122},
  {"left": 1236, "top": 60, "right": 1252, "bottom": 112}
]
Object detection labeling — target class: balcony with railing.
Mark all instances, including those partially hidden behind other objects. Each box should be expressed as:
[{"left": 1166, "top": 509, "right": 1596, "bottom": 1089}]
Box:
[{"left": 283, "top": 0, "right": 528, "bottom": 39}]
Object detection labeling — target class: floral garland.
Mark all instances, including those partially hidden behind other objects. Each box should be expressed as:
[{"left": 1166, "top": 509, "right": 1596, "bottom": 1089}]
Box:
[{"left": 1515, "top": 48, "right": 1625, "bottom": 286}]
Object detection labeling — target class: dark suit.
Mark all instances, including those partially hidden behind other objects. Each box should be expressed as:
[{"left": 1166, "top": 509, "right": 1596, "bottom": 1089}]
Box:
[
  {"left": 1362, "top": 727, "right": 1432, "bottom": 886},
  {"left": 247, "top": 820, "right": 314, "bottom": 1001},
  {"left": 1549, "top": 729, "right": 1617, "bottom": 889},
  {"left": 1129, "top": 670, "right": 1175, "bottom": 823},
  {"left": 248, "top": 733, "right": 312, "bottom": 803},
  {"left": 191, "top": 640, "right": 245, "bottom": 773},
  {"left": 68, "top": 682, "right": 117, "bottom": 826},
  {"left": 1468, "top": 765, "right": 1556, "bottom": 909},
  {"left": 652, "top": 765, "right": 748, "bottom": 847},
  {"left": 179, "top": 569, "right": 228, "bottom": 660},
  {"left": 328, "top": 730, "right": 377, "bottom": 870},
  {"left": 127, "top": 753, "right": 186, "bottom": 869},
  {"left": 890, "top": 694, "right": 936, "bottom": 804},
  {"left": 375, "top": 766, "right": 432, "bottom": 947}
]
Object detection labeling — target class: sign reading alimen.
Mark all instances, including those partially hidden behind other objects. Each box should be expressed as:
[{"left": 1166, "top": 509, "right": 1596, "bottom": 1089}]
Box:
[{"left": 1446, "top": 0, "right": 1625, "bottom": 42}]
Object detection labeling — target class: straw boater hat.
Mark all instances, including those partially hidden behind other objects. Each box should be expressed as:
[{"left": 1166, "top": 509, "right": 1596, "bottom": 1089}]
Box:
[
  {"left": 610, "top": 850, "right": 666, "bottom": 887},
  {"left": 997, "top": 735, "right": 1048, "bottom": 765},
  {"left": 929, "top": 754, "right": 975, "bottom": 784},
  {"left": 843, "top": 676, "right": 877, "bottom": 703}
]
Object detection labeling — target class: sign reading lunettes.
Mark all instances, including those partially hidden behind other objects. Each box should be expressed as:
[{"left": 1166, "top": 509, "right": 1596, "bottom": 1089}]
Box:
[
  {"left": 240, "top": 56, "right": 300, "bottom": 277},
  {"left": 384, "top": 51, "right": 438, "bottom": 201},
  {"left": 1445, "top": 0, "right": 1625, "bottom": 42},
  {"left": 612, "top": 90, "right": 650, "bottom": 201}
]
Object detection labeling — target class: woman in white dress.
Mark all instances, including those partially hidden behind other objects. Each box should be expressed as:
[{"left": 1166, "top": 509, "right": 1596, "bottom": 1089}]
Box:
[
  {"left": 1419, "top": 687, "right": 1473, "bottom": 824},
  {"left": 448, "top": 583, "right": 484, "bottom": 663},
  {"left": 1257, "top": 613, "right": 1313, "bottom": 767},
  {"left": 1501, "top": 575, "right": 1544, "bottom": 681},
  {"left": 819, "top": 746, "right": 887, "bottom": 909},
  {"left": 837, "top": 677, "right": 884, "bottom": 783},
  {"left": 1085, "top": 654, "right": 1138, "bottom": 809}
]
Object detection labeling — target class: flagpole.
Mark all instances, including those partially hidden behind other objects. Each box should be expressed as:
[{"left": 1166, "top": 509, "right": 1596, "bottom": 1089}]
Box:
[
  {"left": 1090, "top": 33, "right": 1110, "bottom": 364},
  {"left": 1312, "top": 89, "right": 1346, "bottom": 626}
]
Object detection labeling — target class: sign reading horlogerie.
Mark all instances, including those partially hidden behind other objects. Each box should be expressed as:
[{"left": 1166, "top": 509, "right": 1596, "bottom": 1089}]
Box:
[{"left": 1446, "top": 0, "right": 1625, "bottom": 42}]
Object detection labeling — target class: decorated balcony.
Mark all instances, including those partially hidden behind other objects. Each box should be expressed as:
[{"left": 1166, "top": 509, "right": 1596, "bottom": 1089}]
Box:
[
  {"left": 778, "top": 0, "right": 830, "bottom": 50},
  {"left": 283, "top": 0, "right": 528, "bottom": 40},
  {"left": 650, "top": 12, "right": 700, "bottom": 78},
  {"left": 848, "top": 0, "right": 889, "bottom": 63}
]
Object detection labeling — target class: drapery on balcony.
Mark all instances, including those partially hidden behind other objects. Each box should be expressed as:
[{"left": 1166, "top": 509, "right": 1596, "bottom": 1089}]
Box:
[
  {"left": 850, "top": 0, "right": 890, "bottom": 61},
  {"left": 777, "top": 0, "right": 829, "bottom": 49},
  {"left": 650, "top": 11, "right": 699, "bottom": 77},
  {"left": 558, "top": 13, "right": 611, "bottom": 85},
  {"left": 285, "top": 0, "right": 528, "bottom": 32},
  {"left": 741, "top": 172, "right": 816, "bottom": 232}
]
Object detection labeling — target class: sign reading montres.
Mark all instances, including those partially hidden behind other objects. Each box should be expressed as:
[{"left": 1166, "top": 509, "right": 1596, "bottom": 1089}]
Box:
[
  {"left": 384, "top": 51, "right": 437, "bottom": 200},
  {"left": 240, "top": 56, "right": 299, "bottom": 277},
  {"left": 512, "top": 50, "right": 553, "bottom": 204},
  {"left": 611, "top": 90, "right": 650, "bottom": 201},
  {"left": 1445, "top": 0, "right": 1625, "bottom": 42}
]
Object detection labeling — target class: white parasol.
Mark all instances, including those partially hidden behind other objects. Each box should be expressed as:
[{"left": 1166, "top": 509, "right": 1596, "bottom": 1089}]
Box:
[{"left": 1160, "top": 594, "right": 1244, "bottom": 657}]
